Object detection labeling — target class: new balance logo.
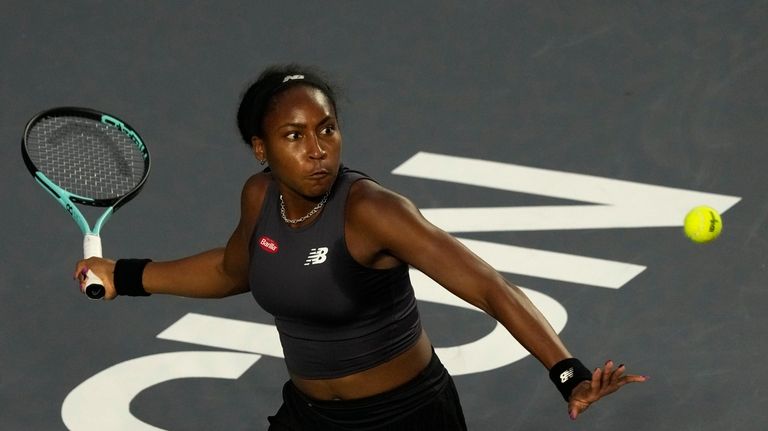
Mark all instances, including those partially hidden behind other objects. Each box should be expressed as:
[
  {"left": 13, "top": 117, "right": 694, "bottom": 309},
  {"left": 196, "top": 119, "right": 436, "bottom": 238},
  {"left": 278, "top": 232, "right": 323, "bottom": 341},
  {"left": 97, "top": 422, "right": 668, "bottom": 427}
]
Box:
[
  {"left": 304, "top": 247, "right": 329, "bottom": 266},
  {"left": 559, "top": 367, "right": 575, "bottom": 383}
]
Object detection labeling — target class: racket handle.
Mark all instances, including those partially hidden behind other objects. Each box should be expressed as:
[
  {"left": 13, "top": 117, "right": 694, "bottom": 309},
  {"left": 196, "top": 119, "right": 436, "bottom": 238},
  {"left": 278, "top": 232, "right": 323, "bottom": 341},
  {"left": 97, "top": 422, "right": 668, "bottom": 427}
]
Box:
[
  {"left": 83, "top": 234, "right": 105, "bottom": 300},
  {"left": 85, "top": 279, "right": 106, "bottom": 299}
]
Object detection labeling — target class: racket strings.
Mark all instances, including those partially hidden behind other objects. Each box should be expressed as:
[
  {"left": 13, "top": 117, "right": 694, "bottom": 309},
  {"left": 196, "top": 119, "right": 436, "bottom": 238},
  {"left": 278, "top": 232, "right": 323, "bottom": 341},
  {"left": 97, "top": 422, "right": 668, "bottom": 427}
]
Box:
[{"left": 26, "top": 116, "right": 147, "bottom": 200}]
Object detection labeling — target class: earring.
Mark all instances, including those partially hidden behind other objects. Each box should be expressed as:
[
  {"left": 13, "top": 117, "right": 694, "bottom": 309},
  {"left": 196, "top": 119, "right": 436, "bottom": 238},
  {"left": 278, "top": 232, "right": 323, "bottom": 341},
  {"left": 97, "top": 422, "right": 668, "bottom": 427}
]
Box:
[{"left": 259, "top": 159, "right": 266, "bottom": 166}]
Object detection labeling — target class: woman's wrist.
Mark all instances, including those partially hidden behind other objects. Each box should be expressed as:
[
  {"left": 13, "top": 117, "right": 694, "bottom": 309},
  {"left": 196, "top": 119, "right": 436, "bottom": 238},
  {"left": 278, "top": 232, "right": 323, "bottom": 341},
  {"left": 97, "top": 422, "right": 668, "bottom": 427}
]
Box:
[
  {"left": 114, "top": 259, "right": 153, "bottom": 296},
  {"left": 548, "top": 358, "right": 592, "bottom": 401}
]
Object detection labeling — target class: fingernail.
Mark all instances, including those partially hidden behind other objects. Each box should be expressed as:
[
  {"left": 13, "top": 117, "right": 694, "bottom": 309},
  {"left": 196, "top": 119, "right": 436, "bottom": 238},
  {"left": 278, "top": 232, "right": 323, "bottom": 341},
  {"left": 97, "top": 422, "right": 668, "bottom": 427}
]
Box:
[
  {"left": 569, "top": 411, "right": 577, "bottom": 420},
  {"left": 619, "top": 363, "right": 625, "bottom": 368},
  {"left": 80, "top": 267, "right": 89, "bottom": 276}
]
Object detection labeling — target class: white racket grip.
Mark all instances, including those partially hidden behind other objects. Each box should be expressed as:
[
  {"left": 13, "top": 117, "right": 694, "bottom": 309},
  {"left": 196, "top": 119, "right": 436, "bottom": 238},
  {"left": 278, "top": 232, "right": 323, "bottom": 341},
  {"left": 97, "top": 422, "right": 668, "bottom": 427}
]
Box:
[
  {"left": 83, "top": 233, "right": 103, "bottom": 258},
  {"left": 83, "top": 234, "right": 105, "bottom": 299}
]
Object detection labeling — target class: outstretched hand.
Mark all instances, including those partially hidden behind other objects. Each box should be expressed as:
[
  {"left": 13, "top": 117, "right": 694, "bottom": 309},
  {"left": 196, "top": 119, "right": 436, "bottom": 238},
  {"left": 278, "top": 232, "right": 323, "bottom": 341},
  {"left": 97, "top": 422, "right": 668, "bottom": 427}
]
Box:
[
  {"left": 568, "top": 360, "right": 647, "bottom": 420},
  {"left": 73, "top": 257, "right": 118, "bottom": 300}
]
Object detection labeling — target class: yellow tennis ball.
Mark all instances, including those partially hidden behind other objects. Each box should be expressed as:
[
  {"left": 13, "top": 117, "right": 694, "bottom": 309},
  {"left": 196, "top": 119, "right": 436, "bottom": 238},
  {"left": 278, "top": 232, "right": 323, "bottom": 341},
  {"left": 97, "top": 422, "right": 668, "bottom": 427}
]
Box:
[{"left": 684, "top": 206, "right": 722, "bottom": 243}]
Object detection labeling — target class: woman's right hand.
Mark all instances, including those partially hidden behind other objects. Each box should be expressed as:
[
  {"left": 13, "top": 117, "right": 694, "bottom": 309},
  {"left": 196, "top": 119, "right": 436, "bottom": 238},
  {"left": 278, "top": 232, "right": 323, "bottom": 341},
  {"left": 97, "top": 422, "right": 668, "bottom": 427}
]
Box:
[{"left": 73, "top": 257, "right": 117, "bottom": 300}]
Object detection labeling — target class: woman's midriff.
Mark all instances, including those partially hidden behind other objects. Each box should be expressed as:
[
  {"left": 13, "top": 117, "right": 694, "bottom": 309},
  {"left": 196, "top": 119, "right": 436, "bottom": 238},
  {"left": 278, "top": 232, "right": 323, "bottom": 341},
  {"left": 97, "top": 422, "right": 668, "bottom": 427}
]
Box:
[{"left": 289, "top": 330, "right": 433, "bottom": 401}]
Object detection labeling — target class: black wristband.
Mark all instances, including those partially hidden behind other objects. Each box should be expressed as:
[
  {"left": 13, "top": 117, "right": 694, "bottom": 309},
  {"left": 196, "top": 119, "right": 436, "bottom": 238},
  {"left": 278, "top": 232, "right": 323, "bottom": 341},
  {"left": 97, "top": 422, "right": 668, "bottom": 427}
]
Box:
[
  {"left": 549, "top": 358, "right": 592, "bottom": 401},
  {"left": 114, "top": 259, "right": 152, "bottom": 296}
]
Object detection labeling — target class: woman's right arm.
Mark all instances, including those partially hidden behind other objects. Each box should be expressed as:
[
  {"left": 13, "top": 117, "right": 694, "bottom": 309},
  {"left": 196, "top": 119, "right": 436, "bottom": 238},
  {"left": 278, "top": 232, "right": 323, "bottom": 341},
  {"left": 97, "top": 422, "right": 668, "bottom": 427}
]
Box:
[{"left": 74, "top": 173, "right": 269, "bottom": 300}]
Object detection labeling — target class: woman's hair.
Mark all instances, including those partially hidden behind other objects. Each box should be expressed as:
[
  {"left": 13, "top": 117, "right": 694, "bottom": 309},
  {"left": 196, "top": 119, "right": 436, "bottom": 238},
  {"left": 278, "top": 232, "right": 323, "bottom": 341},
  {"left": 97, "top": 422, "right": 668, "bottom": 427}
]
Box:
[{"left": 236, "top": 64, "right": 339, "bottom": 146}]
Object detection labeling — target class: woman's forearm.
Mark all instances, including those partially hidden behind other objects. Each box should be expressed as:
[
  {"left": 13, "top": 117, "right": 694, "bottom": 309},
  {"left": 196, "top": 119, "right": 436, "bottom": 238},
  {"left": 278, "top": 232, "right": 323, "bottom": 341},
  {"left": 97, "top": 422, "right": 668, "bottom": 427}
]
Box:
[
  {"left": 143, "top": 248, "right": 249, "bottom": 298},
  {"left": 486, "top": 280, "right": 572, "bottom": 369}
]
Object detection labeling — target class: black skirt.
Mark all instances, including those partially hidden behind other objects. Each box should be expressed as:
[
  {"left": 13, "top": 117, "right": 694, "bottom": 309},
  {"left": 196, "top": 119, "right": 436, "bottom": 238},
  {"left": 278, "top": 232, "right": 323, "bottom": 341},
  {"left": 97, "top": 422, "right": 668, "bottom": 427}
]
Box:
[{"left": 267, "top": 350, "right": 467, "bottom": 430}]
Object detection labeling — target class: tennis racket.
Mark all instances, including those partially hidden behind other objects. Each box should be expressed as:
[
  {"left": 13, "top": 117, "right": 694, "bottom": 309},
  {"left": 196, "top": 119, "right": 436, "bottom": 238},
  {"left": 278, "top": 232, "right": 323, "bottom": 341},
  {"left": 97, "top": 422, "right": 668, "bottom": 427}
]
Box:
[{"left": 21, "top": 107, "right": 151, "bottom": 299}]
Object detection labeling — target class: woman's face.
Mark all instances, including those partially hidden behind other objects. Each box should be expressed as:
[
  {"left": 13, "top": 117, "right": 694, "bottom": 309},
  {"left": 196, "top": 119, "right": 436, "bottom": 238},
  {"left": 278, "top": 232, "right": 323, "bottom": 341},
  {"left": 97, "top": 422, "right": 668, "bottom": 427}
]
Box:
[{"left": 253, "top": 85, "right": 342, "bottom": 200}]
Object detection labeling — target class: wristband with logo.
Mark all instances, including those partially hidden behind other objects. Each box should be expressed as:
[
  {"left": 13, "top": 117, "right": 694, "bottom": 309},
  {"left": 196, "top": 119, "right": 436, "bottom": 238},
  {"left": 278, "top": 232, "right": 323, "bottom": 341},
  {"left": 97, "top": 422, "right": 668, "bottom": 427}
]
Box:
[
  {"left": 114, "top": 259, "right": 152, "bottom": 296},
  {"left": 549, "top": 358, "right": 593, "bottom": 401}
]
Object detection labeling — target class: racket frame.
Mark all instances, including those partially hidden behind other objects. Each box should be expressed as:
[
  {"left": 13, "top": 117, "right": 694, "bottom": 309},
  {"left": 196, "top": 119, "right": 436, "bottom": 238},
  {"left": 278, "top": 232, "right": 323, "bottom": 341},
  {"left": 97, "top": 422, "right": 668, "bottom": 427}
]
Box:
[{"left": 21, "top": 107, "right": 151, "bottom": 299}]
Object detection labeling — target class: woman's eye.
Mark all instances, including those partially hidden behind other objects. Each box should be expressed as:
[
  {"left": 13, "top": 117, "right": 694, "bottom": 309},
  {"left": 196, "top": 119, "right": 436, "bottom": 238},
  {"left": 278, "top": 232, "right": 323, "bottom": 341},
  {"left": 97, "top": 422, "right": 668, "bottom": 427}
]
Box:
[
  {"left": 286, "top": 132, "right": 301, "bottom": 140},
  {"left": 321, "top": 125, "right": 335, "bottom": 135}
]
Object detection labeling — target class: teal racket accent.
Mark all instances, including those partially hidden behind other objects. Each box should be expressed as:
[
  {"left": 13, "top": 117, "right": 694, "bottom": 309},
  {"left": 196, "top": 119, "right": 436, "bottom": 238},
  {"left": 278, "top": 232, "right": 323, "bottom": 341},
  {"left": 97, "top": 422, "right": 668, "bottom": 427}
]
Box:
[
  {"left": 101, "top": 114, "right": 149, "bottom": 159},
  {"left": 33, "top": 171, "right": 113, "bottom": 235}
]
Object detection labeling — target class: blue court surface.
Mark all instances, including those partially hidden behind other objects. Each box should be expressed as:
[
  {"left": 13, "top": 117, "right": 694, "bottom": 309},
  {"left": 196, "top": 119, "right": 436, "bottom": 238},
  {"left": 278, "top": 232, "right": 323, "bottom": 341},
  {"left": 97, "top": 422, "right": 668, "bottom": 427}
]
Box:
[{"left": 1, "top": 1, "right": 767, "bottom": 430}]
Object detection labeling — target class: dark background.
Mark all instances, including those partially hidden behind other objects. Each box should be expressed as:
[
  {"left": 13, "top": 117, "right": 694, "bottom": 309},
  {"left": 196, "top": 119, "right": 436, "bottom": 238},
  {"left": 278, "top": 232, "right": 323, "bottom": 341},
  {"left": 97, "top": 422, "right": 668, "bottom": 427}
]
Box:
[{"left": 2, "top": 1, "right": 766, "bottom": 429}]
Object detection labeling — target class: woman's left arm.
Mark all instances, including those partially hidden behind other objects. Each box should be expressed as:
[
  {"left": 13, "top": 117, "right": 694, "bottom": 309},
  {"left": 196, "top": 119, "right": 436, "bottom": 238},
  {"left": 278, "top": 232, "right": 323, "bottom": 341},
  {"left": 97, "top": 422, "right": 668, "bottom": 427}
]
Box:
[{"left": 348, "top": 181, "right": 646, "bottom": 418}]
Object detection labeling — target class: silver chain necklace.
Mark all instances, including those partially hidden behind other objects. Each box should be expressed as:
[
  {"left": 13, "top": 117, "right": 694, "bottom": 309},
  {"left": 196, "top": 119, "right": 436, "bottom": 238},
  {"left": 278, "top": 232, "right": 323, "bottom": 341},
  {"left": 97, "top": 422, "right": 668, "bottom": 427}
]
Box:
[{"left": 280, "top": 191, "right": 330, "bottom": 224}]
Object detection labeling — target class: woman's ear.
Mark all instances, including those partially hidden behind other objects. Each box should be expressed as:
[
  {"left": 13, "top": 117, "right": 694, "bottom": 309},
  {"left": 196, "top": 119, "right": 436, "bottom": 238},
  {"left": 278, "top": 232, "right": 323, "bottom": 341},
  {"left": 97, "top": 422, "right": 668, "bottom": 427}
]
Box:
[{"left": 251, "top": 136, "right": 266, "bottom": 164}]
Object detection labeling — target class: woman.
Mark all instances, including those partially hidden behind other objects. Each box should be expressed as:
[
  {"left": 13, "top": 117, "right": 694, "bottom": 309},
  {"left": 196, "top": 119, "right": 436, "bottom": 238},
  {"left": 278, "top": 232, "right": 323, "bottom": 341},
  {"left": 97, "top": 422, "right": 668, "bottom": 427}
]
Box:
[{"left": 75, "top": 65, "right": 646, "bottom": 430}]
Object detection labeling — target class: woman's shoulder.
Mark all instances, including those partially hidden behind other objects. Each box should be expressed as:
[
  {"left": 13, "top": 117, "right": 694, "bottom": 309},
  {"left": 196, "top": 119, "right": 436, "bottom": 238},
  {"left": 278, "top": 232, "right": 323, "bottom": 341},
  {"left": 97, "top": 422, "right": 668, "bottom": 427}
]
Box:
[
  {"left": 347, "top": 176, "right": 418, "bottom": 222},
  {"left": 344, "top": 173, "right": 437, "bottom": 263},
  {"left": 243, "top": 171, "right": 272, "bottom": 196},
  {"left": 240, "top": 171, "right": 273, "bottom": 218}
]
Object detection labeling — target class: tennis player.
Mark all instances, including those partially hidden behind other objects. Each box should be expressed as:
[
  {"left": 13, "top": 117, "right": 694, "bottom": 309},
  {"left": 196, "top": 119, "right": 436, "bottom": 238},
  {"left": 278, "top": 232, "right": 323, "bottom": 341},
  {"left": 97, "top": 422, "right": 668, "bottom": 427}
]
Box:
[{"left": 75, "top": 65, "right": 646, "bottom": 430}]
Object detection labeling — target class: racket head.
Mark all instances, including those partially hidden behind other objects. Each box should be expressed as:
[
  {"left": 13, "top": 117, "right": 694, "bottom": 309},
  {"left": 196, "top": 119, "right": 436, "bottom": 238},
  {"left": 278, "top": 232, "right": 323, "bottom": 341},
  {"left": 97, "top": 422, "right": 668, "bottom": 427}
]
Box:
[{"left": 21, "top": 107, "right": 151, "bottom": 210}]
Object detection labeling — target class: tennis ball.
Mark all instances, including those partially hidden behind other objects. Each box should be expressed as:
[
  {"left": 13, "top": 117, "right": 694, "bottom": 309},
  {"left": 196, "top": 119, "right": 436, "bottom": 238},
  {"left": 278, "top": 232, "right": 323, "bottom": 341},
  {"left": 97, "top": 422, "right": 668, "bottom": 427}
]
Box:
[{"left": 684, "top": 206, "right": 722, "bottom": 243}]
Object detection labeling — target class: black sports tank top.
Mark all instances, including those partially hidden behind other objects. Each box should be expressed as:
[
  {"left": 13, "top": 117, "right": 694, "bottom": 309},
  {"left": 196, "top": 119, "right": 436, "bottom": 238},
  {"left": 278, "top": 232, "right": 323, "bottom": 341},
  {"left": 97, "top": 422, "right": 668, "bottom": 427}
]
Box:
[{"left": 248, "top": 167, "right": 422, "bottom": 378}]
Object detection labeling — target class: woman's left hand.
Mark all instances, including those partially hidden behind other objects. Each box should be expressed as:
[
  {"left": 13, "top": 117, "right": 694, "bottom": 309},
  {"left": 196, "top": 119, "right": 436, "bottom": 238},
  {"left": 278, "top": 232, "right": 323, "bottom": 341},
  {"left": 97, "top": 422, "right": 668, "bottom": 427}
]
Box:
[{"left": 568, "top": 360, "right": 647, "bottom": 420}]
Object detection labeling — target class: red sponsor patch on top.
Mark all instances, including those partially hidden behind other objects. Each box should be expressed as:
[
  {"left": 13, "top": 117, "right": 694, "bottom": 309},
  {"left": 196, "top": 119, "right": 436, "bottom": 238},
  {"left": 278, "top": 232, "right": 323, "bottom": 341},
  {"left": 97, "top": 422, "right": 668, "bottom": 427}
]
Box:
[{"left": 258, "top": 236, "right": 279, "bottom": 254}]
